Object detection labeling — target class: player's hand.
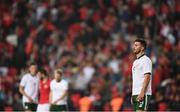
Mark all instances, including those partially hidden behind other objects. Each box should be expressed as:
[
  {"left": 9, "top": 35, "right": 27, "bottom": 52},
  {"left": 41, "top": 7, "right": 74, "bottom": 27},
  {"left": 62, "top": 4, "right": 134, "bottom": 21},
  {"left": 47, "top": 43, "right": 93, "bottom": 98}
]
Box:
[
  {"left": 52, "top": 100, "right": 58, "bottom": 105},
  {"left": 27, "top": 96, "right": 34, "bottom": 103},
  {"left": 137, "top": 92, "right": 144, "bottom": 102}
]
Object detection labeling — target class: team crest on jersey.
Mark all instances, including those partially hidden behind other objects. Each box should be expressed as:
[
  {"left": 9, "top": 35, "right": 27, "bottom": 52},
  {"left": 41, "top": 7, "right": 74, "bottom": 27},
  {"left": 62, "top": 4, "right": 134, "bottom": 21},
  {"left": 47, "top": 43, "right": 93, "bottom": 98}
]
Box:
[
  {"left": 133, "top": 67, "right": 135, "bottom": 71},
  {"left": 44, "top": 84, "right": 48, "bottom": 88}
]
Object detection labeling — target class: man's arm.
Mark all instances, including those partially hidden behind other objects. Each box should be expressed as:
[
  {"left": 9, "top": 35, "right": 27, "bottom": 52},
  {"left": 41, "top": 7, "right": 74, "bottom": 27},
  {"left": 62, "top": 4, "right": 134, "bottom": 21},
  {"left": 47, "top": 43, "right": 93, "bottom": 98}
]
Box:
[
  {"left": 19, "top": 85, "right": 33, "bottom": 102},
  {"left": 137, "top": 73, "right": 151, "bottom": 102},
  {"left": 49, "top": 91, "right": 52, "bottom": 104}
]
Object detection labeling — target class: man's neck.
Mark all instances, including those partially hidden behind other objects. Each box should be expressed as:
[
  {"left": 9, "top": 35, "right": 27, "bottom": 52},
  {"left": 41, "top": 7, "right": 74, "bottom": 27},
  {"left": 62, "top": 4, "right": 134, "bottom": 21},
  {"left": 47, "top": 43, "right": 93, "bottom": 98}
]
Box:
[
  {"left": 56, "top": 79, "right": 61, "bottom": 82},
  {"left": 43, "top": 77, "right": 48, "bottom": 83},
  {"left": 30, "top": 73, "right": 36, "bottom": 77},
  {"left": 136, "top": 52, "right": 145, "bottom": 59}
]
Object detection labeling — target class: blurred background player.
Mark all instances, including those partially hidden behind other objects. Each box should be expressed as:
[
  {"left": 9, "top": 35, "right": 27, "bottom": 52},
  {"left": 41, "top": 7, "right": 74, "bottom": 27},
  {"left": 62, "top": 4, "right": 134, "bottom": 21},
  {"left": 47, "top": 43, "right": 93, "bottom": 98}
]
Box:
[
  {"left": 36, "top": 68, "right": 51, "bottom": 112},
  {"left": 49, "top": 69, "right": 68, "bottom": 111},
  {"left": 131, "top": 39, "right": 152, "bottom": 111},
  {"left": 19, "top": 63, "right": 39, "bottom": 112}
]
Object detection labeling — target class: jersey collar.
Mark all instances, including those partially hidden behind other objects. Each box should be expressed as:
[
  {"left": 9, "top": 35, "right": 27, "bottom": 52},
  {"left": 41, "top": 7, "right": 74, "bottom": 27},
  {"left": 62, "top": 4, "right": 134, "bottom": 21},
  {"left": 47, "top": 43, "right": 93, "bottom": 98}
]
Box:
[{"left": 137, "top": 54, "right": 145, "bottom": 59}]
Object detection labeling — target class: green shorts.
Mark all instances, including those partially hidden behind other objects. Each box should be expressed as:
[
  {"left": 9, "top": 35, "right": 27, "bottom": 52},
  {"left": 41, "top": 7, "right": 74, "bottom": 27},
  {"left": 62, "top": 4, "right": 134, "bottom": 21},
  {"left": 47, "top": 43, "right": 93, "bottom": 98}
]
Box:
[
  {"left": 50, "top": 104, "right": 67, "bottom": 111},
  {"left": 24, "top": 102, "right": 37, "bottom": 111},
  {"left": 132, "top": 95, "right": 151, "bottom": 111}
]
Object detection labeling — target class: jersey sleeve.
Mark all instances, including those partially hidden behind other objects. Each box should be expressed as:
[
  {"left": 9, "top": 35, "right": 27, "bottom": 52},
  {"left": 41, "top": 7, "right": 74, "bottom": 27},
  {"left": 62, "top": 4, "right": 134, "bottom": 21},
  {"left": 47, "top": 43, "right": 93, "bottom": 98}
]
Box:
[
  {"left": 20, "top": 75, "right": 27, "bottom": 87},
  {"left": 142, "top": 58, "right": 152, "bottom": 75},
  {"left": 63, "top": 81, "right": 68, "bottom": 91}
]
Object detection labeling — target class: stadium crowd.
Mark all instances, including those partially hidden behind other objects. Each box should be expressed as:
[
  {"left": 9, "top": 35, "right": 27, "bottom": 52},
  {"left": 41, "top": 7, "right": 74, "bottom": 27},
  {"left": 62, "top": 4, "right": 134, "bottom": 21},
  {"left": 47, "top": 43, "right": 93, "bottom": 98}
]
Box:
[{"left": 0, "top": 0, "right": 179, "bottom": 111}]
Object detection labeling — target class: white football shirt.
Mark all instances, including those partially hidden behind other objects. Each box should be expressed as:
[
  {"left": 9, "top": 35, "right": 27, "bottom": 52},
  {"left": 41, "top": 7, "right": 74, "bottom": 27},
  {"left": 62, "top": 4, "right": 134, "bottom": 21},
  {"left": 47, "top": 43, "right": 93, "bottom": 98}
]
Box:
[
  {"left": 20, "top": 73, "right": 39, "bottom": 103},
  {"left": 50, "top": 79, "right": 68, "bottom": 105},
  {"left": 132, "top": 55, "right": 152, "bottom": 95}
]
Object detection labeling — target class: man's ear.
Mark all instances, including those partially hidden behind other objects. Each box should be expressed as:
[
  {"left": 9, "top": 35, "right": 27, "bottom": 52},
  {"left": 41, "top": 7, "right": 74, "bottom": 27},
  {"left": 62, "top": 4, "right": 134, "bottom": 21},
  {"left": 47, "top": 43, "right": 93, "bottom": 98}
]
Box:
[{"left": 141, "top": 46, "right": 145, "bottom": 51}]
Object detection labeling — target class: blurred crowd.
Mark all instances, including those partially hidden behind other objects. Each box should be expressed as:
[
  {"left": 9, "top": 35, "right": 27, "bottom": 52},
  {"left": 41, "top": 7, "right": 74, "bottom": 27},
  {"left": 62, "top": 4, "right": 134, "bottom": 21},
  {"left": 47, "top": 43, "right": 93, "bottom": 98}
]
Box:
[{"left": 0, "top": 0, "right": 179, "bottom": 111}]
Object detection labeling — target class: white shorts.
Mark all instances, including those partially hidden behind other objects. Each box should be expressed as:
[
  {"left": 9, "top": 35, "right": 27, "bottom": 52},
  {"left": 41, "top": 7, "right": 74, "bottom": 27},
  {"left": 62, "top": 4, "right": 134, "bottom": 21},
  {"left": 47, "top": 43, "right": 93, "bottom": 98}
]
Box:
[{"left": 37, "top": 103, "right": 50, "bottom": 112}]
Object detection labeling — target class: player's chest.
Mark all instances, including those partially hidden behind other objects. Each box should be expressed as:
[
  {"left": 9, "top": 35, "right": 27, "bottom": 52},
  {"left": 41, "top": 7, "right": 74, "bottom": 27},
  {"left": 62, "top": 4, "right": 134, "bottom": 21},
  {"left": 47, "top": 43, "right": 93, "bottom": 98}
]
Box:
[
  {"left": 27, "top": 78, "right": 38, "bottom": 87},
  {"left": 52, "top": 83, "right": 64, "bottom": 91},
  {"left": 40, "top": 83, "right": 50, "bottom": 90},
  {"left": 132, "top": 61, "right": 143, "bottom": 73}
]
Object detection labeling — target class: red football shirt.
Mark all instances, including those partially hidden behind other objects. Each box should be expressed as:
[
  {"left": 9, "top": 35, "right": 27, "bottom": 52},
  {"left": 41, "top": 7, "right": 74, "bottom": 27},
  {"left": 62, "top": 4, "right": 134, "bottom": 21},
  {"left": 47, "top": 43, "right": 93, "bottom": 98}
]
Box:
[{"left": 39, "top": 79, "right": 51, "bottom": 104}]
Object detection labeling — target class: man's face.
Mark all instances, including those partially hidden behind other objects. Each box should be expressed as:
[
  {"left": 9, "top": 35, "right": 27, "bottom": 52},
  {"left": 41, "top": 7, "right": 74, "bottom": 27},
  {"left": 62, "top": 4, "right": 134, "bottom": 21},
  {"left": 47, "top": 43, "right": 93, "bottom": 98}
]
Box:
[
  {"left": 132, "top": 42, "right": 144, "bottom": 54},
  {"left": 29, "top": 65, "right": 37, "bottom": 75},
  {"left": 37, "top": 71, "right": 44, "bottom": 80},
  {"left": 54, "top": 71, "right": 61, "bottom": 81}
]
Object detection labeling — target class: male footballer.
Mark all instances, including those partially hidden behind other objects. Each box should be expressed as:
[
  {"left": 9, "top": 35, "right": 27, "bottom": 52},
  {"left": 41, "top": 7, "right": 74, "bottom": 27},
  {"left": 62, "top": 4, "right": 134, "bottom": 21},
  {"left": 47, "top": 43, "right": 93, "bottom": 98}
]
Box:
[
  {"left": 132, "top": 39, "right": 152, "bottom": 111},
  {"left": 19, "top": 63, "right": 39, "bottom": 112}
]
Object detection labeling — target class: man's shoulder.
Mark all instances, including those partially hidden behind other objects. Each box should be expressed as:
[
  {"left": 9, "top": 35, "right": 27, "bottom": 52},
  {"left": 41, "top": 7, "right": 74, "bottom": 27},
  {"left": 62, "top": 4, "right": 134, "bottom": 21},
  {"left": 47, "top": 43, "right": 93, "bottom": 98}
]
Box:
[
  {"left": 142, "top": 55, "right": 152, "bottom": 63},
  {"left": 48, "top": 79, "right": 52, "bottom": 83},
  {"left": 22, "top": 73, "right": 31, "bottom": 78},
  {"left": 62, "top": 79, "right": 68, "bottom": 83},
  {"left": 50, "top": 79, "right": 55, "bottom": 84}
]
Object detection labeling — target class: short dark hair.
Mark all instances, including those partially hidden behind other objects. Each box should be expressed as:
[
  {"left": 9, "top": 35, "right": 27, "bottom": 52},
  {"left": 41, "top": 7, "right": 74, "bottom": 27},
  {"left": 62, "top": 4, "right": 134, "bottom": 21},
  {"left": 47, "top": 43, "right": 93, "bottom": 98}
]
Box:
[
  {"left": 134, "top": 39, "right": 147, "bottom": 49},
  {"left": 39, "top": 68, "right": 47, "bottom": 76}
]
